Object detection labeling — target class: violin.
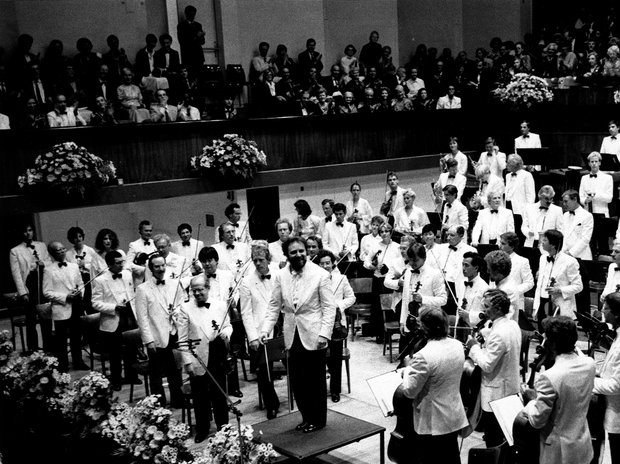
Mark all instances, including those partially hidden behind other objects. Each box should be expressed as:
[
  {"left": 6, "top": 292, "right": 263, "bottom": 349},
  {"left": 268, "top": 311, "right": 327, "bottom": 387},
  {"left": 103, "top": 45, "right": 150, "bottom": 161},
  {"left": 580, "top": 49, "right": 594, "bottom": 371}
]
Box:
[{"left": 471, "top": 313, "right": 488, "bottom": 344}]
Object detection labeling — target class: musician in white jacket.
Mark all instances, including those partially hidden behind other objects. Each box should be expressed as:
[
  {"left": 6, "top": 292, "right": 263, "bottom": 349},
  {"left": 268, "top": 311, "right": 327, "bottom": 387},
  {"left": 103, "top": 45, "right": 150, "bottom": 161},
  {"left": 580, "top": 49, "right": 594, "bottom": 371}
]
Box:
[
  {"left": 171, "top": 223, "right": 204, "bottom": 263},
  {"left": 436, "top": 158, "right": 466, "bottom": 200},
  {"left": 477, "top": 137, "right": 507, "bottom": 179},
  {"left": 504, "top": 154, "right": 535, "bottom": 215},
  {"left": 579, "top": 152, "right": 613, "bottom": 217},
  {"left": 601, "top": 241, "right": 620, "bottom": 302},
  {"left": 499, "top": 232, "right": 534, "bottom": 313},
  {"left": 521, "top": 185, "right": 563, "bottom": 248},
  {"left": 323, "top": 203, "right": 359, "bottom": 262},
  {"left": 317, "top": 250, "right": 355, "bottom": 403},
  {"left": 560, "top": 189, "right": 593, "bottom": 260},
  {"left": 471, "top": 193, "right": 515, "bottom": 246}
]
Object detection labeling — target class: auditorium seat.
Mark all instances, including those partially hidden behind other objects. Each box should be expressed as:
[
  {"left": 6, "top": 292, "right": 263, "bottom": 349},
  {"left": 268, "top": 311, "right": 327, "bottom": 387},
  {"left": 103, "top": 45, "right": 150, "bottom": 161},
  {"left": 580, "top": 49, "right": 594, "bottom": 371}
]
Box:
[
  {"left": 379, "top": 293, "right": 400, "bottom": 362},
  {"left": 347, "top": 277, "right": 373, "bottom": 340}
]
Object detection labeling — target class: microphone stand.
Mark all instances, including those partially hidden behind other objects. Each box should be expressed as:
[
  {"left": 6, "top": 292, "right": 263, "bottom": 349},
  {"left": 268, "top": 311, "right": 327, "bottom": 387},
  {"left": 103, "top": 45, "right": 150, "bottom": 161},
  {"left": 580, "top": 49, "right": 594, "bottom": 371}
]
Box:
[{"left": 177, "top": 338, "right": 245, "bottom": 464}]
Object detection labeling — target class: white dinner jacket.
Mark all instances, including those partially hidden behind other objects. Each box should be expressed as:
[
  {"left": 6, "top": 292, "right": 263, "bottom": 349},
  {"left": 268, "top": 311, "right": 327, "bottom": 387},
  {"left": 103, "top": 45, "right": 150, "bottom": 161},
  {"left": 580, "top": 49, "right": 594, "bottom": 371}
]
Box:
[
  {"left": 435, "top": 241, "right": 476, "bottom": 283},
  {"left": 593, "top": 328, "right": 620, "bottom": 434},
  {"left": 509, "top": 252, "right": 535, "bottom": 311},
  {"left": 441, "top": 200, "right": 469, "bottom": 231},
  {"left": 521, "top": 202, "right": 563, "bottom": 247},
  {"left": 176, "top": 299, "right": 232, "bottom": 376},
  {"left": 330, "top": 271, "right": 355, "bottom": 327},
  {"left": 533, "top": 252, "right": 583, "bottom": 319},
  {"left": 171, "top": 238, "right": 205, "bottom": 262},
  {"left": 213, "top": 241, "right": 251, "bottom": 276},
  {"left": 240, "top": 263, "right": 279, "bottom": 343},
  {"left": 505, "top": 170, "right": 535, "bottom": 215},
  {"left": 438, "top": 172, "right": 467, "bottom": 200},
  {"left": 126, "top": 237, "right": 156, "bottom": 287},
  {"left": 579, "top": 172, "right": 613, "bottom": 217},
  {"left": 561, "top": 207, "right": 593, "bottom": 260},
  {"left": 262, "top": 261, "right": 337, "bottom": 350},
  {"left": 478, "top": 151, "right": 507, "bottom": 179},
  {"left": 323, "top": 220, "right": 359, "bottom": 261},
  {"left": 400, "top": 264, "right": 448, "bottom": 327},
  {"left": 514, "top": 132, "right": 541, "bottom": 152},
  {"left": 471, "top": 207, "right": 515, "bottom": 245},
  {"left": 9, "top": 241, "right": 51, "bottom": 296},
  {"left": 42, "top": 260, "right": 83, "bottom": 321},
  {"left": 601, "top": 262, "right": 620, "bottom": 301},
  {"left": 135, "top": 277, "right": 182, "bottom": 348},
  {"left": 91, "top": 269, "right": 135, "bottom": 332}
]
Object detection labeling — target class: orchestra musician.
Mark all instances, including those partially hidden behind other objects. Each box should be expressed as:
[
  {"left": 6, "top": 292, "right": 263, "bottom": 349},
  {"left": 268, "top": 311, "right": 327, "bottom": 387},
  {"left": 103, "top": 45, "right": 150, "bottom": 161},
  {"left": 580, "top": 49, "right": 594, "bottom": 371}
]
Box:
[
  {"left": 521, "top": 185, "right": 563, "bottom": 249},
  {"left": 517, "top": 316, "right": 595, "bottom": 464}
]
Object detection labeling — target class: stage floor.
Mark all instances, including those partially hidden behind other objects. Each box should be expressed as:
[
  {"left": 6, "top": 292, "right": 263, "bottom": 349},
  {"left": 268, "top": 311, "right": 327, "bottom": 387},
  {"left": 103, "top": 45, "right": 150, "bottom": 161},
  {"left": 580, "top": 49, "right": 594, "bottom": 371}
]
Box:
[{"left": 253, "top": 409, "right": 385, "bottom": 463}]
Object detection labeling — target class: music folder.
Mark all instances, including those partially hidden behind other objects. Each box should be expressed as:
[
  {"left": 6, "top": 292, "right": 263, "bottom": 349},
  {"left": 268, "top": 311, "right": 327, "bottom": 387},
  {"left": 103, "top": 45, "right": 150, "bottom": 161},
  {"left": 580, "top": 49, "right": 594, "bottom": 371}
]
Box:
[
  {"left": 366, "top": 370, "right": 403, "bottom": 417},
  {"left": 489, "top": 394, "right": 524, "bottom": 446}
]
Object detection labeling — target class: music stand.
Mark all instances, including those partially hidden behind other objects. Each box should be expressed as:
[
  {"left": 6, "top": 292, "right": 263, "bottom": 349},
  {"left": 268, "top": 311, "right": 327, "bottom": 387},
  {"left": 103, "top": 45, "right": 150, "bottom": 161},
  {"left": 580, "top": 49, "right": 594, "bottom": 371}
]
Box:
[
  {"left": 601, "top": 153, "right": 620, "bottom": 172},
  {"left": 517, "top": 148, "right": 553, "bottom": 169},
  {"left": 574, "top": 312, "right": 610, "bottom": 353}
]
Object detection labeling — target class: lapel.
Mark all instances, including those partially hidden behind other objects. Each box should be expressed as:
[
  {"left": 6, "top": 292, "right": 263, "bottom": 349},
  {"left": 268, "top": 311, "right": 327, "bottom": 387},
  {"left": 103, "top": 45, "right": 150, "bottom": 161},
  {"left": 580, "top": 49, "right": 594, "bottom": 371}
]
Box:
[
  {"left": 149, "top": 280, "right": 170, "bottom": 314},
  {"left": 254, "top": 275, "right": 270, "bottom": 304},
  {"left": 188, "top": 303, "right": 218, "bottom": 341}
]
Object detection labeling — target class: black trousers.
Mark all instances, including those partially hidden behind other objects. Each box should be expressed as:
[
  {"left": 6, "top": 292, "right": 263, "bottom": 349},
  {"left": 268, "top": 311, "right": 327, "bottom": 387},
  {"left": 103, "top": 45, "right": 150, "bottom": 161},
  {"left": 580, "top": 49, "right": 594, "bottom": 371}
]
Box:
[
  {"left": 327, "top": 339, "right": 343, "bottom": 395},
  {"left": 610, "top": 432, "right": 620, "bottom": 464},
  {"left": 481, "top": 410, "right": 505, "bottom": 447},
  {"left": 100, "top": 316, "right": 138, "bottom": 384},
  {"left": 417, "top": 431, "right": 461, "bottom": 464},
  {"left": 148, "top": 334, "right": 183, "bottom": 407},
  {"left": 537, "top": 298, "right": 553, "bottom": 333},
  {"left": 249, "top": 346, "right": 279, "bottom": 411},
  {"left": 25, "top": 271, "right": 53, "bottom": 351},
  {"left": 370, "top": 276, "right": 385, "bottom": 337},
  {"left": 191, "top": 338, "right": 229, "bottom": 434},
  {"left": 289, "top": 330, "right": 327, "bottom": 427}
]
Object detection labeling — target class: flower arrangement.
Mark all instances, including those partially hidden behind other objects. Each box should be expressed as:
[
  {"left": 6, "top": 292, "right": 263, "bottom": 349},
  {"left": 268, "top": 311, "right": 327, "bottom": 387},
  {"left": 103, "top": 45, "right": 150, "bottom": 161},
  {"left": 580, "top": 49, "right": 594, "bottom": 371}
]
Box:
[
  {"left": 190, "top": 134, "right": 267, "bottom": 180},
  {"left": 193, "top": 424, "right": 278, "bottom": 464},
  {"left": 17, "top": 141, "right": 117, "bottom": 196},
  {"left": 493, "top": 73, "right": 554, "bottom": 108},
  {"left": 101, "top": 395, "right": 194, "bottom": 463}
]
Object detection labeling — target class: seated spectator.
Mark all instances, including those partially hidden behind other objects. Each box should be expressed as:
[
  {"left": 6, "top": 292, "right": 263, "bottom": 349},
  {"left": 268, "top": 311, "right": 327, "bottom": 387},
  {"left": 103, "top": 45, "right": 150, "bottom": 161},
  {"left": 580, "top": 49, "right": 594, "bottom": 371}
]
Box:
[
  {"left": 85, "top": 64, "right": 113, "bottom": 105},
  {"left": 315, "top": 88, "right": 334, "bottom": 115},
  {"left": 436, "top": 84, "right": 462, "bottom": 110},
  {"left": 363, "top": 66, "right": 383, "bottom": 95},
  {"left": 47, "top": 93, "right": 85, "bottom": 127},
  {"left": 89, "top": 95, "right": 117, "bottom": 126},
  {"left": 512, "top": 57, "right": 530, "bottom": 74},
  {"left": 414, "top": 88, "right": 434, "bottom": 111},
  {"left": 540, "top": 42, "right": 561, "bottom": 78},
  {"left": 217, "top": 96, "right": 238, "bottom": 120},
  {"left": 41, "top": 39, "right": 68, "bottom": 85},
  {"left": 579, "top": 52, "right": 602, "bottom": 85},
  {"left": 297, "top": 38, "right": 324, "bottom": 77},
  {"left": 340, "top": 44, "right": 359, "bottom": 77},
  {"left": 336, "top": 91, "right": 357, "bottom": 114},
  {"left": 171, "top": 66, "right": 197, "bottom": 104},
  {"left": 249, "top": 41, "right": 273, "bottom": 84},
  {"left": 270, "top": 44, "right": 297, "bottom": 79},
  {"left": 357, "top": 88, "right": 376, "bottom": 114},
  {"left": 603, "top": 45, "right": 620, "bottom": 77},
  {"left": 102, "top": 34, "right": 131, "bottom": 86},
  {"left": 391, "top": 85, "right": 413, "bottom": 112},
  {"left": 378, "top": 45, "right": 395, "bottom": 77},
  {"left": 475, "top": 47, "right": 494, "bottom": 70},
  {"left": 343, "top": 66, "right": 365, "bottom": 101},
  {"left": 177, "top": 93, "right": 201, "bottom": 121},
  {"left": 275, "top": 67, "right": 299, "bottom": 103},
  {"left": 116, "top": 67, "right": 150, "bottom": 123},
  {"left": 557, "top": 41, "right": 578, "bottom": 75},
  {"left": 17, "top": 96, "right": 48, "bottom": 129},
  {"left": 20, "top": 62, "right": 51, "bottom": 110},
  {"left": 428, "top": 60, "right": 450, "bottom": 97},
  {"left": 374, "top": 87, "right": 392, "bottom": 113},
  {"left": 54, "top": 63, "right": 83, "bottom": 107},
  {"left": 493, "top": 56, "right": 513, "bottom": 86},
  {"left": 253, "top": 69, "right": 282, "bottom": 116},
  {"left": 405, "top": 67, "right": 425, "bottom": 99},
  {"left": 154, "top": 33, "right": 180, "bottom": 77},
  {"left": 296, "top": 91, "right": 320, "bottom": 116},
  {"left": 455, "top": 50, "right": 473, "bottom": 74},
  {"left": 140, "top": 68, "right": 169, "bottom": 105},
  {"left": 320, "top": 64, "right": 343, "bottom": 101},
  {"left": 514, "top": 41, "right": 532, "bottom": 73},
  {"left": 150, "top": 89, "right": 178, "bottom": 122},
  {"left": 300, "top": 66, "right": 321, "bottom": 96},
  {"left": 72, "top": 37, "right": 102, "bottom": 84}
]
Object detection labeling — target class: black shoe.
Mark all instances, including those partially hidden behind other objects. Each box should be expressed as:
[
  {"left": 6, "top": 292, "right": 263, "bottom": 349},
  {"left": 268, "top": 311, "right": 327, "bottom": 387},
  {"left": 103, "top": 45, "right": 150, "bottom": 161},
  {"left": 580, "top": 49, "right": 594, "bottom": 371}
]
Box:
[
  {"left": 303, "top": 424, "right": 324, "bottom": 433},
  {"left": 230, "top": 390, "right": 243, "bottom": 398},
  {"left": 375, "top": 336, "right": 383, "bottom": 344},
  {"left": 123, "top": 377, "right": 143, "bottom": 385},
  {"left": 295, "top": 421, "right": 309, "bottom": 431},
  {"left": 331, "top": 393, "right": 340, "bottom": 403},
  {"left": 73, "top": 361, "right": 90, "bottom": 370},
  {"left": 194, "top": 432, "right": 209, "bottom": 444},
  {"left": 267, "top": 408, "right": 279, "bottom": 420}
]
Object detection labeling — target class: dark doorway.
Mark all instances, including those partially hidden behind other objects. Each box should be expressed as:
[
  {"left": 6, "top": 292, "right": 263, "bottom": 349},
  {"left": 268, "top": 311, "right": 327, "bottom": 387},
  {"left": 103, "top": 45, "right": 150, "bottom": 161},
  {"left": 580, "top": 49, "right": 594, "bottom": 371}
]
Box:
[{"left": 246, "top": 186, "right": 280, "bottom": 242}]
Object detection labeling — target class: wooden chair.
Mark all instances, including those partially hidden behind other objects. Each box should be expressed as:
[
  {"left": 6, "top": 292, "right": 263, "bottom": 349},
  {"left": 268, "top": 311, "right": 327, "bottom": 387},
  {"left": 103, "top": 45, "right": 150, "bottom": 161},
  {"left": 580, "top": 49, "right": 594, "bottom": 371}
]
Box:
[
  {"left": 121, "top": 328, "right": 151, "bottom": 402},
  {"left": 2, "top": 292, "right": 27, "bottom": 353},
  {"left": 80, "top": 313, "right": 107, "bottom": 375},
  {"left": 326, "top": 338, "right": 352, "bottom": 394},
  {"left": 347, "top": 277, "right": 373, "bottom": 340},
  {"left": 380, "top": 294, "right": 400, "bottom": 362}
]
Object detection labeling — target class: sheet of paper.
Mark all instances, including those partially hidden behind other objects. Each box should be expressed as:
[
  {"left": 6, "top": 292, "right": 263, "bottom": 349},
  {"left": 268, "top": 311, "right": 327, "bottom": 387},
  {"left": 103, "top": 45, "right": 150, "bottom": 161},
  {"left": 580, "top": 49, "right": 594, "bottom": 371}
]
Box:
[
  {"left": 489, "top": 394, "right": 524, "bottom": 446},
  {"left": 366, "top": 370, "right": 403, "bottom": 417}
]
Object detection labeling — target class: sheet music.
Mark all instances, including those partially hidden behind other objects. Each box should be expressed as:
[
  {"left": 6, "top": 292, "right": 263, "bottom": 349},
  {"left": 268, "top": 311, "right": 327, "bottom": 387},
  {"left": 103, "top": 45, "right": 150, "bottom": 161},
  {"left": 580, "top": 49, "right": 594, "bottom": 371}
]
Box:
[
  {"left": 489, "top": 394, "right": 524, "bottom": 446},
  {"left": 366, "top": 370, "right": 402, "bottom": 417}
]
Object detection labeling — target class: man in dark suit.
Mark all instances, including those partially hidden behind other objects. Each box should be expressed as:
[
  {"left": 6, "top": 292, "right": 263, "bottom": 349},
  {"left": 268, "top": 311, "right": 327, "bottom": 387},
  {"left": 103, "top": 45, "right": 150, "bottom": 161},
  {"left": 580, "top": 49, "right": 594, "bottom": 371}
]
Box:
[
  {"left": 154, "top": 33, "right": 181, "bottom": 77},
  {"left": 135, "top": 34, "right": 158, "bottom": 80},
  {"left": 85, "top": 64, "right": 112, "bottom": 105},
  {"left": 297, "top": 38, "right": 324, "bottom": 77},
  {"left": 177, "top": 5, "right": 205, "bottom": 79}
]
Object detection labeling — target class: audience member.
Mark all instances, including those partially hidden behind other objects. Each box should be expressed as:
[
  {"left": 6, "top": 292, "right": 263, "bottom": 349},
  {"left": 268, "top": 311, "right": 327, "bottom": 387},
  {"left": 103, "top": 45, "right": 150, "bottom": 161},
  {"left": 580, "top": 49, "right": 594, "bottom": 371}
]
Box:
[
  {"left": 340, "top": 44, "right": 359, "bottom": 77},
  {"left": 435, "top": 84, "right": 461, "bottom": 109},
  {"left": 150, "top": 89, "right": 178, "bottom": 122},
  {"left": 135, "top": 33, "right": 158, "bottom": 80},
  {"left": 177, "top": 5, "right": 206, "bottom": 79},
  {"left": 47, "top": 93, "right": 85, "bottom": 127},
  {"left": 154, "top": 33, "right": 181, "bottom": 77},
  {"left": 102, "top": 35, "right": 131, "bottom": 86},
  {"left": 116, "top": 67, "right": 150, "bottom": 123},
  {"left": 391, "top": 85, "right": 413, "bottom": 111},
  {"left": 298, "top": 38, "right": 324, "bottom": 76},
  {"left": 359, "top": 31, "right": 382, "bottom": 74}
]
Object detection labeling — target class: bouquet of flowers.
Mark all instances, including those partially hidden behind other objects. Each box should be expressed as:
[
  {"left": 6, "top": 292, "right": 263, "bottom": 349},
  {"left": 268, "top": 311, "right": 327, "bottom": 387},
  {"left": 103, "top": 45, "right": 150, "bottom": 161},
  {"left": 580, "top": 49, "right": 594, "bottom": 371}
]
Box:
[
  {"left": 190, "top": 134, "right": 267, "bottom": 180},
  {"left": 0, "top": 330, "right": 13, "bottom": 368},
  {"left": 17, "top": 141, "right": 117, "bottom": 196},
  {"left": 193, "top": 424, "right": 278, "bottom": 464},
  {"left": 493, "top": 73, "right": 554, "bottom": 108},
  {"left": 100, "top": 395, "right": 193, "bottom": 463}
]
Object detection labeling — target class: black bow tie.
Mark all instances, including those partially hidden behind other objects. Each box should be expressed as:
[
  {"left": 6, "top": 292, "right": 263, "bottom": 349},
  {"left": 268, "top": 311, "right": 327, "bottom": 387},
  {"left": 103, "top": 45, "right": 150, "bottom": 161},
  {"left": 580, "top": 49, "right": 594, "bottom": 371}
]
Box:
[
  {"left": 481, "top": 181, "right": 488, "bottom": 185},
  {"left": 590, "top": 174, "right": 597, "bottom": 178},
  {"left": 411, "top": 269, "right": 420, "bottom": 274},
  {"left": 511, "top": 172, "right": 517, "bottom": 177},
  {"left": 196, "top": 301, "right": 210, "bottom": 308},
  {"left": 449, "top": 245, "right": 457, "bottom": 251},
  {"left": 156, "top": 279, "right": 165, "bottom": 285},
  {"left": 523, "top": 134, "right": 529, "bottom": 138},
  {"left": 112, "top": 273, "right": 122, "bottom": 280},
  {"left": 487, "top": 153, "right": 493, "bottom": 157},
  {"left": 547, "top": 256, "right": 555, "bottom": 263},
  {"left": 539, "top": 206, "right": 548, "bottom": 211},
  {"left": 615, "top": 267, "right": 620, "bottom": 272},
  {"left": 232, "top": 223, "right": 239, "bottom": 228},
  {"left": 448, "top": 175, "right": 455, "bottom": 179},
  {"left": 464, "top": 281, "right": 474, "bottom": 287},
  {"left": 569, "top": 211, "right": 576, "bottom": 215},
  {"left": 325, "top": 217, "right": 332, "bottom": 222},
  {"left": 261, "top": 274, "right": 271, "bottom": 280},
  {"left": 76, "top": 253, "right": 85, "bottom": 260},
  {"left": 143, "top": 240, "right": 151, "bottom": 246},
  {"left": 446, "top": 203, "right": 452, "bottom": 209},
  {"left": 490, "top": 210, "right": 498, "bottom": 214},
  {"left": 58, "top": 262, "right": 67, "bottom": 268},
  {"left": 207, "top": 273, "right": 217, "bottom": 279},
  {"left": 336, "top": 223, "right": 344, "bottom": 227},
  {"left": 612, "top": 136, "right": 617, "bottom": 140},
  {"left": 182, "top": 242, "right": 191, "bottom": 247},
  {"left": 390, "top": 190, "right": 397, "bottom": 196},
  {"left": 226, "top": 244, "right": 235, "bottom": 250}
]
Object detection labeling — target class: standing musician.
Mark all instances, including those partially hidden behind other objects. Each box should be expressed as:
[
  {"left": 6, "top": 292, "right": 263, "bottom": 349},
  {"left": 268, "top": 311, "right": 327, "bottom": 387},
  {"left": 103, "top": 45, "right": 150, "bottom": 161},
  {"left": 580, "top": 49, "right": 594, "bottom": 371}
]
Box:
[
  {"left": 323, "top": 203, "right": 359, "bottom": 262},
  {"left": 499, "top": 232, "right": 534, "bottom": 316},
  {"left": 239, "top": 243, "right": 281, "bottom": 419},
  {"left": 385, "top": 235, "right": 417, "bottom": 318},
  {"left": 213, "top": 223, "right": 251, "bottom": 276},
  {"left": 171, "top": 223, "right": 204, "bottom": 262},
  {"left": 579, "top": 152, "right": 613, "bottom": 217},
  {"left": 517, "top": 316, "right": 595, "bottom": 464},
  {"left": 466, "top": 289, "right": 521, "bottom": 449},
  {"left": 316, "top": 250, "right": 355, "bottom": 403},
  {"left": 471, "top": 193, "right": 515, "bottom": 246},
  {"left": 382, "top": 171, "right": 406, "bottom": 220},
  {"left": 135, "top": 254, "right": 184, "bottom": 408},
  {"left": 436, "top": 158, "right": 466, "bottom": 201},
  {"left": 472, "top": 165, "right": 504, "bottom": 210},
  {"left": 477, "top": 137, "right": 507, "bottom": 179},
  {"left": 504, "top": 153, "right": 535, "bottom": 214},
  {"left": 533, "top": 230, "right": 583, "bottom": 329},
  {"left": 9, "top": 223, "right": 52, "bottom": 352},
  {"left": 176, "top": 274, "right": 231, "bottom": 443},
  {"left": 440, "top": 185, "right": 469, "bottom": 235},
  {"left": 399, "top": 243, "right": 447, "bottom": 350},
  {"left": 485, "top": 250, "right": 520, "bottom": 322},
  {"left": 214, "top": 202, "right": 252, "bottom": 244},
  {"left": 560, "top": 189, "right": 594, "bottom": 260},
  {"left": 126, "top": 220, "right": 156, "bottom": 287},
  {"left": 456, "top": 252, "right": 489, "bottom": 338},
  {"left": 594, "top": 292, "right": 620, "bottom": 464},
  {"left": 260, "top": 237, "right": 337, "bottom": 433},
  {"left": 521, "top": 185, "right": 563, "bottom": 249},
  {"left": 398, "top": 308, "right": 468, "bottom": 464},
  {"left": 146, "top": 234, "right": 191, "bottom": 282},
  {"left": 602, "top": 241, "right": 620, "bottom": 302},
  {"left": 268, "top": 218, "right": 293, "bottom": 267}
]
